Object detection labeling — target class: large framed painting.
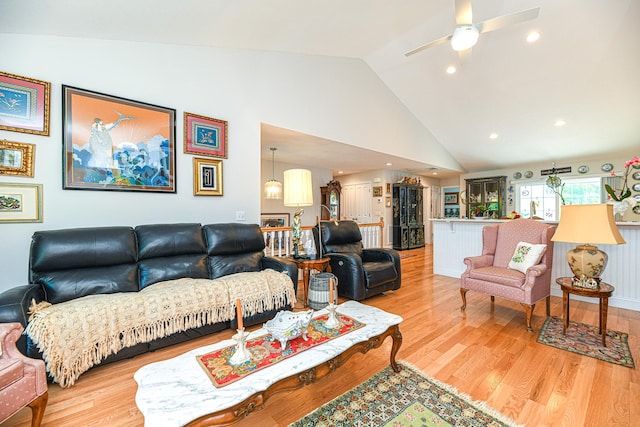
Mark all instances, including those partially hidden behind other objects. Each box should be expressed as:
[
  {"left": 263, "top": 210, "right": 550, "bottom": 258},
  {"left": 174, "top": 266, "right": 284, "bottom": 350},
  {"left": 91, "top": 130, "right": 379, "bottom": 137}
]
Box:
[
  {"left": 0, "top": 140, "right": 35, "bottom": 177},
  {"left": 62, "top": 85, "right": 176, "bottom": 193},
  {"left": 184, "top": 112, "right": 228, "bottom": 158},
  {"left": 193, "top": 157, "right": 223, "bottom": 196},
  {"left": 0, "top": 182, "right": 43, "bottom": 223},
  {"left": 0, "top": 71, "right": 51, "bottom": 136}
]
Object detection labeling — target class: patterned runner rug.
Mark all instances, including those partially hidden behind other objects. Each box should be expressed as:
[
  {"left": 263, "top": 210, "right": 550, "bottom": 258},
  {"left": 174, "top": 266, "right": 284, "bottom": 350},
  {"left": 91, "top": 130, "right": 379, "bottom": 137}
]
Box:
[
  {"left": 197, "top": 313, "right": 364, "bottom": 387},
  {"left": 289, "top": 361, "right": 522, "bottom": 427},
  {"left": 536, "top": 316, "right": 634, "bottom": 368}
]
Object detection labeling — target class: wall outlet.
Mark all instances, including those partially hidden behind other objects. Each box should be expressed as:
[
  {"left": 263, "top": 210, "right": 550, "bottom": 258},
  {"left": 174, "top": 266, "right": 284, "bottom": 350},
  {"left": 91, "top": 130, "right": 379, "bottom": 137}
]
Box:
[{"left": 235, "top": 211, "right": 245, "bottom": 221}]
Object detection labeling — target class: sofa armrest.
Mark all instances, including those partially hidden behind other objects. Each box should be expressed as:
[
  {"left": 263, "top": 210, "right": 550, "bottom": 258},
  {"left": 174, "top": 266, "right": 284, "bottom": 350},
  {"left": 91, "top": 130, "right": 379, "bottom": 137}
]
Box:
[
  {"left": 326, "top": 253, "right": 366, "bottom": 300},
  {"left": 261, "top": 256, "right": 299, "bottom": 292},
  {"left": 462, "top": 255, "right": 494, "bottom": 274},
  {"left": 0, "top": 284, "right": 44, "bottom": 356}
]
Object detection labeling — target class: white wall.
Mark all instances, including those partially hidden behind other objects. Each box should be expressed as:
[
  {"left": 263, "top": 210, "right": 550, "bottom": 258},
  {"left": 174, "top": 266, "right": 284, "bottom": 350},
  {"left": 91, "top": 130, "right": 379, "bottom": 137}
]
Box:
[{"left": 1, "top": 34, "right": 459, "bottom": 291}]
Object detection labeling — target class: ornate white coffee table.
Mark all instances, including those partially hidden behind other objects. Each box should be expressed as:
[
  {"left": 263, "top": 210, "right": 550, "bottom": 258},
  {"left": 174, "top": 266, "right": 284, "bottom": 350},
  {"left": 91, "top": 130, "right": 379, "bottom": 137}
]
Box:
[{"left": 134, "top": 301, "right": 403, "bottom": 426}]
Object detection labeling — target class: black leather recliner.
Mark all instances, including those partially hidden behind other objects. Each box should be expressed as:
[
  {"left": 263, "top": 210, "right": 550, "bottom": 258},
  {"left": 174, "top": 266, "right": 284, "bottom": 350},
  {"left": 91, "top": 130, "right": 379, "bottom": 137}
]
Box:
[{"left": 314, "top": 220, "right": 401, "bottom": 301}]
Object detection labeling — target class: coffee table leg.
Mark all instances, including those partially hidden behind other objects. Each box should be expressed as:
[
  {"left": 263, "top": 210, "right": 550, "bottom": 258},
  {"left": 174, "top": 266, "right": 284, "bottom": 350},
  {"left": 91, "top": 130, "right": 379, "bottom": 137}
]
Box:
[
  {"left": 601, "top": 297, "right": 609, "bottom": 347},
  {"left": 562, "top": 291, "right": 570, "bottom": 334},
  {"left": 389, "top": 325, "right": 403, "bottom": 372}
]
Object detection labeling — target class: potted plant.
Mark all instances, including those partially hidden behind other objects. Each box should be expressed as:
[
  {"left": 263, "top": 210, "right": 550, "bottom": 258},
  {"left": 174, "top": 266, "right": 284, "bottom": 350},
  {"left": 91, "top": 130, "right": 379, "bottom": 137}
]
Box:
[{"left": 474, "top": 204, "right": 488, "bottom": 218}]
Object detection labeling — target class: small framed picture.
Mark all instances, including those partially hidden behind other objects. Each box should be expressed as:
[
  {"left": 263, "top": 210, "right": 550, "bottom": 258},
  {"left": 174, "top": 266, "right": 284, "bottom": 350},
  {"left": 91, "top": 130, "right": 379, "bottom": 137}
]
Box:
[
  {"left": 0, "top": 71, "right": 51, "bottom": 136},
  {"left": 386, "top": 183, "right": 391, "bottom": 194},
  {"left": 260, "top": 213, "right": 290, "bottom": 227},
  {"left": 0, "top": 182, "right": 43, "bottom": 223},
  {"left": 62, "top": 85, "right": 176, "bottom": 193},
  {"left": 385, "top": 197, "right": 392, "bottom": 207},
  {"left": 444, "top": 193, "right": 459, "bottom": 205},
  {"left": 373, "top": 186, "right": 383, "bottom": 197},
  {"left": 184, "top": 112, "right": 228, "bottom": 158},
  {"left": 0, "top": 140, "right": 35, "bottom": 177},
  {"left": 193, "top": 157, "right": 223, "bottom": 196}
]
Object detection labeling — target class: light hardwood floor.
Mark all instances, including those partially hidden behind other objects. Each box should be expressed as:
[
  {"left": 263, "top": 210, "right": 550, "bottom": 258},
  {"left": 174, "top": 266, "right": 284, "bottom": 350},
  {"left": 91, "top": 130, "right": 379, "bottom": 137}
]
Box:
[{"left": 5, "top": 246, "right": 639, "bottom": 426}]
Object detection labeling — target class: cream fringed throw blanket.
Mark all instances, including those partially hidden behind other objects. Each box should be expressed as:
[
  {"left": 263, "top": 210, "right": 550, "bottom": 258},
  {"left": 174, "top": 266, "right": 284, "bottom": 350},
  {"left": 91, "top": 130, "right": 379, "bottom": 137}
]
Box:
[{"left": 26, "top": 269, "right": 295, "bottom": 387}]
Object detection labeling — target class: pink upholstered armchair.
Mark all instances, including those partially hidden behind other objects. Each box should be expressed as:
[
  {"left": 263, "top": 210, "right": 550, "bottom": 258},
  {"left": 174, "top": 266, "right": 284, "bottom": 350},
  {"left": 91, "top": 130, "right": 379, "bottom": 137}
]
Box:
[
  {"left": 0, "top": 323, "right": 48, "bottom": 427},
  {"left": 460, "top": 218, "right": 556, "bottom": 331}
]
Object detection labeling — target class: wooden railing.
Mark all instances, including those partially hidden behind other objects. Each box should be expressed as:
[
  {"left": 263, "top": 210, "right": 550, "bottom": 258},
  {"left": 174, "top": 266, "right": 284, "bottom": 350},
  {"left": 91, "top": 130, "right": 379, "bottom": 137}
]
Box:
[{"left": 261, "top": 218, "right": 384, "bottom": 258}]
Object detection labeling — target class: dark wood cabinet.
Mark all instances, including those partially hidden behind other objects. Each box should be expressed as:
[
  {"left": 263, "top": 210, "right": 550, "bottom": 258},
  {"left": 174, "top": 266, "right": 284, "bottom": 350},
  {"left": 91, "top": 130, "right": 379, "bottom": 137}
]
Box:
[
  {"left": 465, "top": 176, "right": 507, "bottom": 218},
  {"left": 392, "top": 183, "right": 424, "bottom": 250},
  {"left": 320, "top": 180, "right": 341, "bottom": 220}
]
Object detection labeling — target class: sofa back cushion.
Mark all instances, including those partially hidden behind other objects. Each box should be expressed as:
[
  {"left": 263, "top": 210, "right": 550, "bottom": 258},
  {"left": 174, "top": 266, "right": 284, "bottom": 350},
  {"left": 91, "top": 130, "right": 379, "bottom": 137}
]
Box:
[
  {"left": 136, "top": 223, "right": 208, "bottom": 289},
  {"left": 321, "top": 220, "right": 364, "bottom": 256},
  {"left": 203, "top": 223, "right": 265, "bottom": 279},
  {"left": 29, "top": 227, "right": 138, "bottom": 304}
]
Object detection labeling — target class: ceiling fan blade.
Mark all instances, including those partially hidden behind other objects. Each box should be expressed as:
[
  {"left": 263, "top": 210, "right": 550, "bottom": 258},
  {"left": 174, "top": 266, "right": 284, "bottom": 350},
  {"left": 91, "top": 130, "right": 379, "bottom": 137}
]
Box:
[
  {"left": 477, "top": 7, "right": 540, "bottom": 33},
  {"left": 405, "top": 34, "right": 452, "bottom": 57},
  {"left": 455, "top": 0, "right": 473, "bottom": 26}
]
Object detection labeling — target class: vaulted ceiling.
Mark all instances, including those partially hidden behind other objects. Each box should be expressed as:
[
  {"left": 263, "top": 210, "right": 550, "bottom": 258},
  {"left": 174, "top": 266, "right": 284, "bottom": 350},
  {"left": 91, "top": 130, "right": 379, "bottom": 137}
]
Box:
[{"left": 4, "top": 0, "right": 639, "bottom": 177}]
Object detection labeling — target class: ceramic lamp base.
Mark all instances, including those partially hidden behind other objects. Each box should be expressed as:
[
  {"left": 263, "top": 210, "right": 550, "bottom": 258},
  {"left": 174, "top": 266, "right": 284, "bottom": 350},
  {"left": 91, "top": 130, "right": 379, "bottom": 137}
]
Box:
[{"left": 566, "top": 244, "right": 608, "bottom": 280}]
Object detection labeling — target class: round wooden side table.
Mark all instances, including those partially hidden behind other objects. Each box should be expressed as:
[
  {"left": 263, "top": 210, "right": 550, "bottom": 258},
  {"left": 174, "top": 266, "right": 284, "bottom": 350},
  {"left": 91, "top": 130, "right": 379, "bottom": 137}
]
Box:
[
  {"left": 556, "top": 277, "right": 614, "bottom": 346},
  {"left": 289, "top": 257, "right": 331, "bottom": 307}
]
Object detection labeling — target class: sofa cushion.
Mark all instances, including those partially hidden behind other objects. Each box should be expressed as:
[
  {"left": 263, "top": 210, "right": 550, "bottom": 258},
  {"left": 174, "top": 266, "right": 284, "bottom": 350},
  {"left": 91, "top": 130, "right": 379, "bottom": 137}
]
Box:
[
  {"left": 203, "top": 223, "right": 265, "bottom": 256},
  {"left": 139, "top": 255, "right": 209, "bottom": 289},
  {"left": 30, "top": 227, "right": 138, "bottom": 303},
  {"left": 136, "top": 223, "right": 206, "bottom": 259}
]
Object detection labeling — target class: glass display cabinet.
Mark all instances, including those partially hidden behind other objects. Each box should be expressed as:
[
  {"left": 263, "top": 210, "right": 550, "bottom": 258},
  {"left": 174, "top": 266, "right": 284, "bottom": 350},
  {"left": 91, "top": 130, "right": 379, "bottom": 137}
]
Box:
[
  {"left": 465, "top": 176, "right": 507, "bottom": 218},
  {"left": 392, "top": 183, "right": 424, "bottom": 250}
]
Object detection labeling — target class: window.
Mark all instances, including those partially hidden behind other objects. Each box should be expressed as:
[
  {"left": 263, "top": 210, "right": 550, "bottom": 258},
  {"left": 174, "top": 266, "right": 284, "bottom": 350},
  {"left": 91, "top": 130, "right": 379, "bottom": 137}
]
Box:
[{"left": 516, "top": 177, "right": 602, "bottom": 220}]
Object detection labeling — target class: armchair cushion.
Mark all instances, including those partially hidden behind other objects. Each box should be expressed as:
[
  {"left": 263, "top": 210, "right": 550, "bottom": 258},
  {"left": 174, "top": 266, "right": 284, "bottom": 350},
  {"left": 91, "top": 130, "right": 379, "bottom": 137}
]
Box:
[
  {"left": 0, "top": 358, "right": 23, "bottom": 389},
  {"left": 507, "top": 242, "right": 547, "bottom": 274}
]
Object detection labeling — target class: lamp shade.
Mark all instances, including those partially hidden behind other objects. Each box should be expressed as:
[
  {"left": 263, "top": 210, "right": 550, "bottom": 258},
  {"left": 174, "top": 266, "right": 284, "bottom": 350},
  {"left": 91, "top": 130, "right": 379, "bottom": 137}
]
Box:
[
  {"left": 551, "top": 204, "right": 625, "bottom": 245},
  {"left": 551, "top": 204, "right": 625, "bottom": 282},
  {"left": 283, "top": 169, "right": 313, "bottom": 207},
  {"left": 264, "top": 179, "right": 282, "bottom": 199}
]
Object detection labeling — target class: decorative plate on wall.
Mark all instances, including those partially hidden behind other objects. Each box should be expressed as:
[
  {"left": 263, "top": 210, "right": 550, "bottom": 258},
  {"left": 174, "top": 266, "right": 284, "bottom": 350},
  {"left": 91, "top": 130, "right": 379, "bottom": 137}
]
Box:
[
  {"left": 633, "top": 171, "right": 640, "bottom": 180},
  {"left": 524, "top": 171, "right": 533, "bottom": 178},
  {"left": 601, "top": 163, "right": 614, "bottom": 172},
  {"left": 578, "top": 165, "right": 589, "bottom": 174},
  {"left": 513, "top": 172, "right": 522, "bottom": 179},
  {"left": 634, "top": 205, "right": 640, "bottom": 214},
  {"left": 632, "top": 183, "right": 640, "bottom": 192}
]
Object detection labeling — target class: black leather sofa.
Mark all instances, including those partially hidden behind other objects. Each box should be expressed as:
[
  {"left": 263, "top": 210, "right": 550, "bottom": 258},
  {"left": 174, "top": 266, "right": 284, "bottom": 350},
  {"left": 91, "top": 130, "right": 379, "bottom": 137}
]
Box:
[
  {"left": 314, "top": 220, "right": 401, "bottom": 300},
  {"left": 0, "top": 222, "right": 298, "bottom": 368}
]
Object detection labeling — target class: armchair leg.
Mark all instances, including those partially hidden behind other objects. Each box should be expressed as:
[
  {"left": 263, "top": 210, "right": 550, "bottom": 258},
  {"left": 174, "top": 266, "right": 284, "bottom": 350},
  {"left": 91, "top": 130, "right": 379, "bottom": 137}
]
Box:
[
  {"left": 546, "top": 296, "right": 551, "bottom": 316},
  {"left": 491, "top": 296, "right": 495, "bottom": 303},
  {"left": 28, "top": 392, "right": 48, "bottom": 427},
  {"left": 460, "top": 288, "right": 468, "bottom": 310},
  {"left": 521, "top": 303, "right": 535, "bottom": 332}
]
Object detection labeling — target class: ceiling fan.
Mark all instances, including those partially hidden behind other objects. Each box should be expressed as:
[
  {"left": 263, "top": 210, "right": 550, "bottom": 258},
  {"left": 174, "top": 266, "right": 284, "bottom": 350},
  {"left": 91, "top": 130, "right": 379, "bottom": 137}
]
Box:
[{"left": 405, "top": 0, "right": 540, "bottom": 57}]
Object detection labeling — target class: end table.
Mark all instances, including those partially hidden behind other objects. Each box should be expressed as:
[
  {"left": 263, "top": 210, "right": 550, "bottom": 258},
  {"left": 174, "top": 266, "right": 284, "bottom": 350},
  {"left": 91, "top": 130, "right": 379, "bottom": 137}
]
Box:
[
  {"left": 289, "top": 257, "right": 331, "bottom": 307},
  {"left": 556, "top": 277, "right": 614, "bottom": 346}
]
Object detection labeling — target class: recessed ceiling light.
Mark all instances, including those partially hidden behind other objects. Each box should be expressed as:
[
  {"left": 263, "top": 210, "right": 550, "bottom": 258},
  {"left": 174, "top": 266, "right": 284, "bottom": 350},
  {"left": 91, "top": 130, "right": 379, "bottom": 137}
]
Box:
[
  {"left": 489, "top": 132, "right": 498, "bottom": 139},
  {"left": 338, "top": 170, "right": 344, "bottom": 174},
  {"left": 446, "top": 66, "right": 456, "bottom": 74},
  {"left": 555, "top": 119, "right": 566, "bottom": 127},
  {"left": 527, "top": 31, "right": 540, "bottom": 43},
  {"left": 386, "top": 162, "right": 392, "bottom": 166},
  {"left": 432, "top": 171, "right": 438, "bottom": 175}
]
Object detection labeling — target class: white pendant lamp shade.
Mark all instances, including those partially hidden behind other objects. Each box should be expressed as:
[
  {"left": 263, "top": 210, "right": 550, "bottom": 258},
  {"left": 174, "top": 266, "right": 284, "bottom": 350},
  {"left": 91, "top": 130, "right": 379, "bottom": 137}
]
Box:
[
  {"left": 283, "top": 169, "right": 313, "bottom": 207},
  {"left": 264, "top": 147, "right": 282, "bottom": 199}
]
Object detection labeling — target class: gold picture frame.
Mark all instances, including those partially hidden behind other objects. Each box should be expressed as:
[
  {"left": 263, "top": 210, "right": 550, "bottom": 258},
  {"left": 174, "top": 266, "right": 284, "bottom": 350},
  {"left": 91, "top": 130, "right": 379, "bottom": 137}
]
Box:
[
  {"left": 0, "top": 182, "right": 43, "bottom": 223},
  {"left": 0, "top": 140, "right": 35, "bottom": 177},
  {"left": 193, "top": 157, "right": 223, "bottom": 196},
  {"left": 0, "top": 71, "right": 51, "bottom": 136},
  {"left": 373, "top": 186, "right": 383, "bottom": 197}
]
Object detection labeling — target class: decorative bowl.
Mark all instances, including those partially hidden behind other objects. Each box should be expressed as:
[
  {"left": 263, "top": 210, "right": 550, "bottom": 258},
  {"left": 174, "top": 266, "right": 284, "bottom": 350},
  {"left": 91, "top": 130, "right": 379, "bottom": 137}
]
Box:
[{"left": 264, "top": 310, "right": 314, "bottom": 351}]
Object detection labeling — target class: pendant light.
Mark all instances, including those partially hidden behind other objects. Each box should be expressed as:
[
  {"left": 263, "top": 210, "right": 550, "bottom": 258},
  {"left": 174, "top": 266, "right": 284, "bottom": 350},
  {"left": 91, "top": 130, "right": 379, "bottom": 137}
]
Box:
[{"left": 264, "top": 147, "right": 283, "bottom": 199}]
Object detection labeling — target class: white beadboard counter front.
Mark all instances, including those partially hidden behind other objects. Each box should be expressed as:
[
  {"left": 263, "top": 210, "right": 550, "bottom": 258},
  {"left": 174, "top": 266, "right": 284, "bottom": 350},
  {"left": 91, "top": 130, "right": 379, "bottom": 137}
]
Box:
[{"left": 431, "top": 219, "right": 640, "bottom": 312}]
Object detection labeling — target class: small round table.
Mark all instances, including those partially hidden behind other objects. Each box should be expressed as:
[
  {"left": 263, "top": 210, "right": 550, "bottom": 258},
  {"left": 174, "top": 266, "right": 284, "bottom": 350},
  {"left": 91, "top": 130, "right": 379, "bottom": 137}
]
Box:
[
  {"left": 556, "top": 277, "right": 614, "bottom": 346},
  {"left": 289, "top": 257, "right": 331, "bottom": 307}
]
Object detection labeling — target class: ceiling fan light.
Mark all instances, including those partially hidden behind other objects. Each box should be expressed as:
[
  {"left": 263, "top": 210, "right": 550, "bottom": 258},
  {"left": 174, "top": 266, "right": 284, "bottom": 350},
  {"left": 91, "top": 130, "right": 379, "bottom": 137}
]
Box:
[{"left": 451, "top": 25, "right": 479, "bottom": 51}]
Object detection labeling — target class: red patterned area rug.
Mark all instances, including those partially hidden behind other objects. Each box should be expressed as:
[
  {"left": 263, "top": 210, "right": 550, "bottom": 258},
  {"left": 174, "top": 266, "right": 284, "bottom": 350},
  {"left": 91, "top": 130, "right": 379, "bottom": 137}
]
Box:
[
  {"left": 197, "top": 313, "right": 365, "bottom": 387},
  {"left": 536, "top": 316, "right": 634, "bottom": 368}
]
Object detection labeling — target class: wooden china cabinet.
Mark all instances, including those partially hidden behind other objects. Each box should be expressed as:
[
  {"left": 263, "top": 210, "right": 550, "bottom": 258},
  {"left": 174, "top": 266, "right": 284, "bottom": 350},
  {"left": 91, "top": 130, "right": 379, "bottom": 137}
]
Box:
[{"left": 320, "top": 180, "right": 341, "bottom": 220}]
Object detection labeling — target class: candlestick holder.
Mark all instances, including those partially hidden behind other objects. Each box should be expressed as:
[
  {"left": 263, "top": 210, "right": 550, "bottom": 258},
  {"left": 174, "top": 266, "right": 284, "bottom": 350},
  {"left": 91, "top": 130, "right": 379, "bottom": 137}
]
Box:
[
  {"left": 325, "top": 303, "right": 341, "bottom": 329},
  {"left": 228, "top": 329, "right": 251, "bottom": 365}
]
